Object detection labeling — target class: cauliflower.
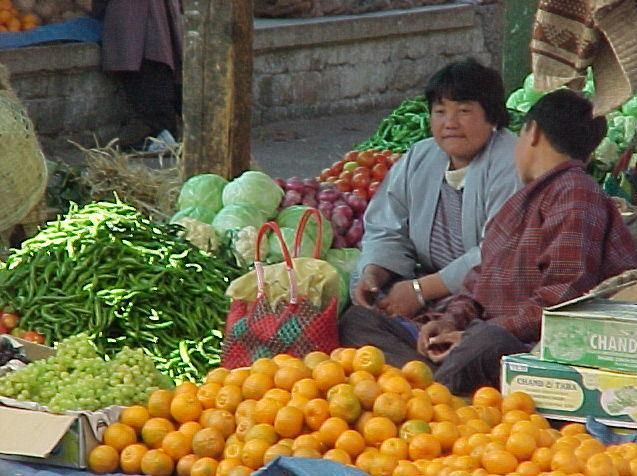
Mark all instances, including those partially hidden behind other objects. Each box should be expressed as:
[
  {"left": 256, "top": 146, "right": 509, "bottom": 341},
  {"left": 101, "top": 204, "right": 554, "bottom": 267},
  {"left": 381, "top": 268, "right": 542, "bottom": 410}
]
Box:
[
  {"left": 231, "top": 225, "right": 268, "bottom": 266},
  {"left": 175, "top": 217, "right": 220, "bottom": 253}
]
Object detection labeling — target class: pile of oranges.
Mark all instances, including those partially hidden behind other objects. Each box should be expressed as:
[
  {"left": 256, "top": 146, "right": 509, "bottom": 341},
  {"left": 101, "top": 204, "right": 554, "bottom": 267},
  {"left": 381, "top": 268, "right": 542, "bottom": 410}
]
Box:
[
  {"left": 0, "top": 0, "right": 40, "bottom": 32},
  {"left": 89, "top": 346, "right": 637, "bottom": 476}
]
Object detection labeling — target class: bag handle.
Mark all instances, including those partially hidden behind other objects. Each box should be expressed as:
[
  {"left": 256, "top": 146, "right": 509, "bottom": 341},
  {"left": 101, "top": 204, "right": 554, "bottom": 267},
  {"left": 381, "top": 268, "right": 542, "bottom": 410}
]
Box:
[
  {"left": 255, "top": 221, "right": 299, "bottom": 304},
  {"left": 293, "top": 208, "right": 323, "bottom": 259}
]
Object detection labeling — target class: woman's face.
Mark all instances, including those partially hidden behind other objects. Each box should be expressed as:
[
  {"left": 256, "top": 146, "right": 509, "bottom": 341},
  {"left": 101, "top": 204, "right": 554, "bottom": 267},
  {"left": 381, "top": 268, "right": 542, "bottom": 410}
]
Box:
[{"left": 430, "top": 98, "right": 495, "bottom": 165}]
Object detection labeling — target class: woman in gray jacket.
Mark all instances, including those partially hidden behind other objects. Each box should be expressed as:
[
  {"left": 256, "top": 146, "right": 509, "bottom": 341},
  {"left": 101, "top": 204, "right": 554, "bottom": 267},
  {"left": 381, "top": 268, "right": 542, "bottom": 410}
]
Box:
[{"left": 341, "top": 59, "right": 520, "bottom": 366}]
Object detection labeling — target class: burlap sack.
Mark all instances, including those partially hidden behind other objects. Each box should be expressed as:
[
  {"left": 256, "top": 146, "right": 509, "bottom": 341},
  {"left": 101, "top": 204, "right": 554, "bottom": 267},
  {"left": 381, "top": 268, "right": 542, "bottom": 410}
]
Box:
[{"left": 0, "top": 64, "right": 47, "bottom": 232}]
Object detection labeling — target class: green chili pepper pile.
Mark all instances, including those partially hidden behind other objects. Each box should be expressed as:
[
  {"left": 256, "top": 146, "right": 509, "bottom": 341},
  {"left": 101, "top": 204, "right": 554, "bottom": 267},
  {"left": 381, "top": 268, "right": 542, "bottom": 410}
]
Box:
[
  {"left": 0, "top": 200, "right": 243, "bottom": 382},
  {"left": 355, "top": 97, "right": 430, "bottom": 152}
]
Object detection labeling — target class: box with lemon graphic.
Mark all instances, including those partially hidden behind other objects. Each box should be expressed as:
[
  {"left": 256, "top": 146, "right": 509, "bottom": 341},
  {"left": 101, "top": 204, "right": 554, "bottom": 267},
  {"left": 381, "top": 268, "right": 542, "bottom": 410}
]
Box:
[
  {"left": 541, "top": 295, "right": 637, "bottom": 373},
  {"left": 502, "top": 353, "right": 637, "bottom": 429}
]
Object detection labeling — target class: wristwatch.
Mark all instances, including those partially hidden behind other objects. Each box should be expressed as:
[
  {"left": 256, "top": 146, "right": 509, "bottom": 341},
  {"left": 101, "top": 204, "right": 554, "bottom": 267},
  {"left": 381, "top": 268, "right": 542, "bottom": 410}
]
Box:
[{"left": 411, "top": 278, "right": 427, "bottom": 308}]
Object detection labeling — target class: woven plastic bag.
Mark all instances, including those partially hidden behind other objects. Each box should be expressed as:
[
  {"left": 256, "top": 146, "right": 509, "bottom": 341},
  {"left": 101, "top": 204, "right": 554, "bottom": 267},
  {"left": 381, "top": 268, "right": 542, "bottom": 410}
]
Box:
[
  {"left": 221, "top": 209, "right": 340, "bottom": 368},
  {"left": 0, "top": 64, "right": 47, "bottom": 232}
]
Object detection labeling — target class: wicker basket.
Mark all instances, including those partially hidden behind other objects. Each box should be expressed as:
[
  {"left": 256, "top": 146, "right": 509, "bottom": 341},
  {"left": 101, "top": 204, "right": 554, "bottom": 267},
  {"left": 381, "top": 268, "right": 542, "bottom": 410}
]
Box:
[{"left": 0, "top": 63, "right": 48, "bottom": 234}]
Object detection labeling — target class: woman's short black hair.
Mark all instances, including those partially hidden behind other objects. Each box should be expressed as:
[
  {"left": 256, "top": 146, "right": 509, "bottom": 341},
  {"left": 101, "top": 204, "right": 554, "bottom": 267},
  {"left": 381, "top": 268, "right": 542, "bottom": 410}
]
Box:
[
  {"left": 425, "top": 58, "right": 509, "bottom": 128},
  {"left": 524, "top": 89, "right": 607, "bottom": 162}
]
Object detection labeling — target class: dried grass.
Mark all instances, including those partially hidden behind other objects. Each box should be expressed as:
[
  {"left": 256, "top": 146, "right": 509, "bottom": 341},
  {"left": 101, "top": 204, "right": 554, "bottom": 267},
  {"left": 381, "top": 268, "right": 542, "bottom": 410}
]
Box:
[{"left": 73, "top": 139, "right": 183, "bottom": 221}]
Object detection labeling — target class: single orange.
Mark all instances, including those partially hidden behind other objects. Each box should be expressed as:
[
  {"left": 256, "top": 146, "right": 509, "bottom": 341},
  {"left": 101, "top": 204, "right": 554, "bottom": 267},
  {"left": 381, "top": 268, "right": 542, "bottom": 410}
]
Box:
[
  {"left": 241, "top": 438, "right": 271, "bottom": 469},
  {"left": 312, "top": 360, "right": 346, "bottom": 392},
  {"left": 323, "top": 447, "right": 352, "bottom": 465},
  {"left": 408, "top": 432, "right": 442, "bottom": 460},
  {"left": 119, "top": 443, "right": 148, "bottom": 474},
  {"left": 202, "top": 409, "right": 236, "bottom": 437},
  {"left": 147, "top": 389, "right": 174, "bottom": 419},
  {"left": 393, "top": 460, "right": 421, "bottom": 476},
  {"left": 304, "top": 398, "right": 330, "bottom": 431},
  {"left": 141, "top": 418, "right": 175, "bottom": 449},
  {"left": 352, "top": 345, "right": 385, "bottom": 376},
  {"left": 251, "top": 357, "right": 279, "bottom": 377},
  {"left": 192, "top": 427, "right": 225, "bottom": 458},
  {"left": 216, "top": 457, "right": 242, "bottom": 476},
  {"left": 399, "top": 419, "right": 430, "bottom": 443},
  {"left": 431, "top": 420, "right": 460, "bottom": 452},
  {"left": 379, "top": 437, "right": 408, "bottom": 460},
  {"left": 140, "top": 449, "right": 175, "bottom": 476},
  {"left": 335, "top": 429, "right": 366, "bottom": 458},
  {"left": 363, "top": 416, "right": 398, "bottom": 446},
  {"left": 506, "top": 431, "right": 537, "bottom": 460},
  {"left": 274, "top": 405, "right": 305, "bottom": 438},
  {"left": 174, "top": 381, "right": 199, "bottom": 395},
  {"left": 120, "top": 405, "right": 150, "bottom": 435},
  {"left": 235, "top": 399, "right": 258, "bottom": 419},
  {"left": 103, "top": 422, "right": 137, "bottom": 452},
  {"left": 171, "top": 391, "right": 203, "bottom": 423},
  {"left": 355, "top": 447, "right": 379, "bottom": 473},
  {"left": 206, "top": 367, "right": 230, "bottom": 385},
  {"left": 328, "top": 392, "right": 362, "bottom": 423},
  {"left": 161, "top": 430, "right": 192, "bottom": 460},
  {"left": 274, "top": 365, "right": 311, "bottom": 391},
  {"left": 176, "top": 454, "right": 199, "bottom": 476},
  {"left": 215, "top": 384, "right": 243, "bottom": 413},
  {"left": 473, "top": 387, "right": 502, "bottom": 408},
  {"left": 197, "top": 382, "right": 221, "bottom": 409},
  {"left": 263, "top": 443, "right": 293, "bottom": 464},
  {"left": 293, "top": 446, "right": 323, "bottom": 458},
  {"left": 354, "top": 379, "right": 382, "bottom": 410},
  {"left": 373, "top": 392, "right": 408, "bottom": 424},
  {"left": 88, "top": 445, "right": 119, "bottom": 474},
  {"left": 426, "top": 382, "right": 453, "bottom": 405},
  {"left": 516, "top": 460, "right": 541, "bottom": 476},
  {"left": 254, "top": 397, "right": 284, "bottom": 425},
  {"left": 401, "top": 360, "right": 434, "bottom": 390},
  {"left": 303, "top": 350, "right": 331, "bottom": 369},
  {"left": 550, "top": 448, "right": 581, "bottom": 474},
  {"left": 190, "top": 456, "right": 218, "bottom": 476},
  {"left": 291, "top": 377, "right": 320, "bottom": 399},
  {"left": 242, "top": 372, "right": 275, "bottom": 400},
  {"left": 235, "top": 416, "right": 256, "bottom": 442},
  {"left": 263, "top": 388, "right": 292, "bottom": 405},
  {"left": 481, "top": 449, "right": 519, "bottom": 474},
  {"left": 432, "top": 403, "right": 461, "bottom": 424},
  {"left": 244, "top": 423, "right": 278, "bottom": 445},
  {"left": 224, "top": 368, "right": 251, "bottom": 387},
  {"left": 355, "top": 410, "right": 374, "bottom": 434},
  {"left": 501, "top": 391, "right": 535, "bottom": 414},
  {"left": 292, "top": 433, "right": 323, "bottom": 452},
  {"left": 318, "top": 416, "right": 349, "bottom": 448},
  {"left": 331, "top": 347, "right": 356, "bottom": 374}
]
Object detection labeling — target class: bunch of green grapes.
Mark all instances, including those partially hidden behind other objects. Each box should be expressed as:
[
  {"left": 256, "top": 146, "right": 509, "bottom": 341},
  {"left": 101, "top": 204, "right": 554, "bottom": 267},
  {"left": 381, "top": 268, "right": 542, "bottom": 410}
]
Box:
[{"left": 0, "top": 334, "right": 172, "bottom": 412}]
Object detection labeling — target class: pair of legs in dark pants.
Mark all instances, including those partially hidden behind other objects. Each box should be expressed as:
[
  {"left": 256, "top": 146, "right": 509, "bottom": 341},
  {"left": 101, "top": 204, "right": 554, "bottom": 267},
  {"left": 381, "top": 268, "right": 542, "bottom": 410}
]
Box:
[
  {"left": 339, "top": 305, "right": 529, "bottom": 396},
  {"left": 117, "top": 59, "right": 181, "bottom": 138}
]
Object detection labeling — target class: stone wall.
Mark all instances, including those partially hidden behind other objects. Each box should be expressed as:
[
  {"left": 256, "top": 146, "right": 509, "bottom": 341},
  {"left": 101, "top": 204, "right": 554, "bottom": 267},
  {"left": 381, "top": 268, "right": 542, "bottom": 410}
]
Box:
[{"left": 0, "top": 1, "right": 501, "bottom": 156}]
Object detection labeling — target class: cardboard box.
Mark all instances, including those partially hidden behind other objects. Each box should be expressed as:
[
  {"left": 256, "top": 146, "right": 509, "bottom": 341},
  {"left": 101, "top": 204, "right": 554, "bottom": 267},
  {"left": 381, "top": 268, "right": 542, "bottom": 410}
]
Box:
[
  {"left": 502, "top": 353, "right": 637, "bottom": 429},
  {"left": 0, "top": 337, "right": 119, "bottom": 469},
  {"left": 541, "top": 294, "right": 637, "bottom": 373},
  {"left": 0, "top": 404, "right": 102, "bottom": 469}
]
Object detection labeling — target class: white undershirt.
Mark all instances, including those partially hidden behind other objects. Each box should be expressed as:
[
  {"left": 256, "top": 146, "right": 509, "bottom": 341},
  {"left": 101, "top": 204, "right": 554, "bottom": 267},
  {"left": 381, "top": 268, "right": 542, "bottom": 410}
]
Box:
[{"left": 445, "top": 163, "right": 468, "bottom": 190}]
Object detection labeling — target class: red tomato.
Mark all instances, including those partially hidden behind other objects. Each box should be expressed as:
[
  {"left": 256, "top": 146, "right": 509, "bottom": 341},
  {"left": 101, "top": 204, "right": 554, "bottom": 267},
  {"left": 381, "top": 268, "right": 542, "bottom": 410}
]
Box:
[
  {"left": 381, "top": 149, "right": 393, "bottom": 157},
  {"left": 334, "top": 179, "right": 352, "bottom": 193},
  {"left": 356, "top": 150, "right": 376, "bottom": 168},
  {"left": 368, "top": 181, "right": 381, "bottom": 198},
  {"left": 325, "top": 176, "right": 338, "bottom": 183},
  {"left": 0, "top": 324, "right": 8, "bottom": 334},
  {"left": 330, "top": 160, "right": 344, "bottom": 175},
  {"left": 352, "top": 188, "right": 369, "bottom": 201},
  {"left": 339, "top": 170, "right": 354, "bottom": 182},
  {"left": 22, "top": 331, "right": 45, "bottom": 345},
  {"left": 353, "top": 166, "right": 371, "bottom": 177},
  {"left": 374, "top": 154, "right": 389, "bottom": 167},
  {"left": 343, "top": 161, "right": 359, "bottom": 172},
  {"left": 0, "top": 312, "right": 19, "bottom": 331},
  {"left": 343, "top": 150, "right": 359, "bottom": 162},
  {"left": 319, "top": 168, "right": 332, "bottom": 181},
  {"left": 371, "top": 163, "right": 388, "bottom": 181},
  {"left": 351, "top": 172, "right": 371, "bottom": 189}
]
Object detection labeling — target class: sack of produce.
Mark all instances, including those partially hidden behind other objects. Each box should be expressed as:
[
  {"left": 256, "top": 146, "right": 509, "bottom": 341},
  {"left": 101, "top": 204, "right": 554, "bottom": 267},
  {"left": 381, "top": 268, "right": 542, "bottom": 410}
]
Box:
[
  {"left": 222, "top": 210, "right": 340, "bottom": 368},
  {"left": 0, "top": 64, "right": 47, "bottom": 233}
]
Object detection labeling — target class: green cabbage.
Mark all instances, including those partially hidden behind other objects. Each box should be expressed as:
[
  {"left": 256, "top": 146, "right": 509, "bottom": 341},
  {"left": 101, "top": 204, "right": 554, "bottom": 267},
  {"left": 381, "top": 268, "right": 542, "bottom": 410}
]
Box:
[
  {"left": 275, "top": 205, "right": 333, "bottom": 259},
  {"left": 177, "top": 174, "right": 228, "bottom": 213},
  {"left": 170, "top": 206, "right": 217, "bottom": 225},
  {"left": 211, "top": 204, "right": 266, "bottom": 238},
  {"left": 522, "top": 74, "right": 545, "bottom": 104},
  {"left": 622, "top": 96, "right": 637, "bottom": 118},
  {"left": 326, "top": 248, "right": 361, "bottom": 314},
  {"left": 222, "top": 171, "right": 284, "bottom": 219}
]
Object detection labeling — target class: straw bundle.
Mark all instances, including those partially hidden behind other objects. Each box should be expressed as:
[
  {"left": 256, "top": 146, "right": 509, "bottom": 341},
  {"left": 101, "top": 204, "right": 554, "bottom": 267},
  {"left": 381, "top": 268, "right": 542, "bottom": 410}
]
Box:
[{"left": 75, "top": 140, "right": 183, "bottom": 220}]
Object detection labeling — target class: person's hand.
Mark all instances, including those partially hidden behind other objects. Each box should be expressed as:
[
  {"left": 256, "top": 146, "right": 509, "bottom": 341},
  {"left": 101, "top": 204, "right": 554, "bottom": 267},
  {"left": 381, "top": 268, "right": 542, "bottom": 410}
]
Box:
[
  {"left": 426, "top": 330, "right": 464, "bottom": 363},
  {"left": 417, "top": 319, "right": 460, "bottom": 363},
  {"left": 352, "top": 264, "right": 391, "bottom": 308},
  {"left": 377, "top": 279, "right": 422, "bottom": 318}
]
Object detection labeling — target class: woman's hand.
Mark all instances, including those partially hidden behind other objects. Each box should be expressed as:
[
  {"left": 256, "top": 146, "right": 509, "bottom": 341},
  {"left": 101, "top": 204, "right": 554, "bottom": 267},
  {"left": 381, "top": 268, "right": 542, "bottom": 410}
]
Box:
[
  {"left": 352, "top": 264, "right": 393, "bottom": 308},
  {"left": 377, "top": 280, "right": 423, "bottom": 318},
  {"left": 417, "top": 319, "right": 461, "bottom": 363}
]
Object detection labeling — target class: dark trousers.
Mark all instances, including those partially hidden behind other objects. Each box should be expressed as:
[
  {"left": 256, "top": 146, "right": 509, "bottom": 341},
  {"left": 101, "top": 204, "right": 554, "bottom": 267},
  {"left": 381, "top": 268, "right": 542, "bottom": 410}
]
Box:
[
  {"left": 339, "top": 305, "right": 529, "bottom": 396},
  {"left": 118, "top": 59, "right": 181, "bottom": 137}
]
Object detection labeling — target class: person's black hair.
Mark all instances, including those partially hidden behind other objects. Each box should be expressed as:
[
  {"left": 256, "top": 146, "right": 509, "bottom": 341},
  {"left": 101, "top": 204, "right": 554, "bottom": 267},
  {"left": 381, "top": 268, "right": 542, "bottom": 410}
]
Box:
[
  {"left": 524, "top": 89, "right": 607, "bottom": 162},
  {"left": 424, "top": 58, "right": 509, "bottom": 128}
]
